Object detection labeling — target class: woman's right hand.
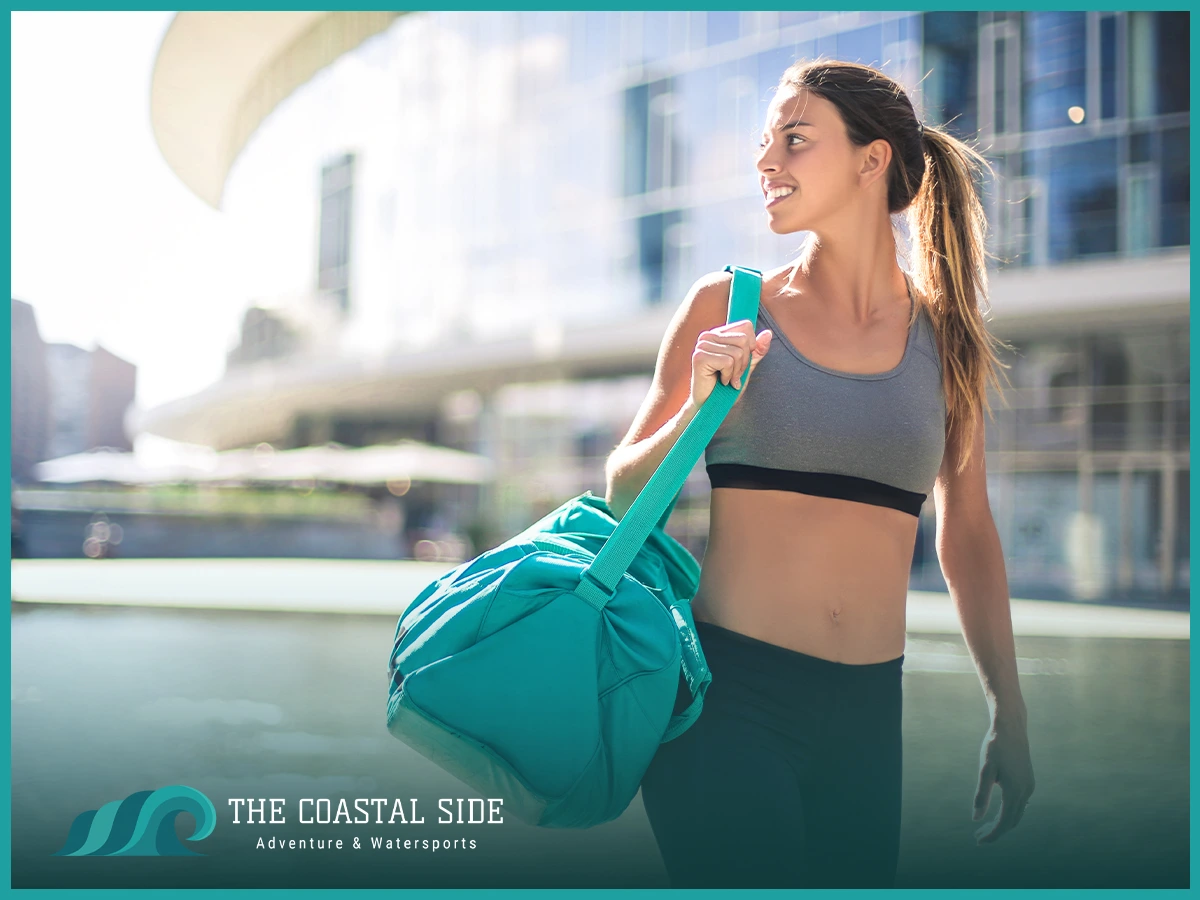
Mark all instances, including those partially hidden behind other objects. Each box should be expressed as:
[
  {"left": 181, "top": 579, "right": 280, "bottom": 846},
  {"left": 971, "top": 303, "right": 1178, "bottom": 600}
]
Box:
[
  {"left": 690, "top": 320, "right": 773, "bottom": 408},
  {"left": 606, "top": 271, "right": 773, "bottom": 517}
]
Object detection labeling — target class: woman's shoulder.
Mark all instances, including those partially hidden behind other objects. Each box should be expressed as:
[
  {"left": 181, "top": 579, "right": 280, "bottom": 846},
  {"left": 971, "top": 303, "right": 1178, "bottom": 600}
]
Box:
[
  {"left": 683, "top": 264, "right": 778, "bottom": 311},
  {"left": 673, "top": 269, "right": 736, "bottom": 325},
  {"left": 688, "top": 268, "right": 736, "bottom": 300}
]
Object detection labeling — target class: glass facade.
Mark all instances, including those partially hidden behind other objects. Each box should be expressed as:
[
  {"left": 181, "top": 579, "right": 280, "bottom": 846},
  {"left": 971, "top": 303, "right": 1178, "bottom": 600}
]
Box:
[
  {"left": 964, "top": 11, "right": 1193, "bottom": 267},
  {"left": 931, "top": 324, "right": 1191, "bottom": 600},
  {"left": 222, "top": 10, "right": 1189, "bottom": 602}
]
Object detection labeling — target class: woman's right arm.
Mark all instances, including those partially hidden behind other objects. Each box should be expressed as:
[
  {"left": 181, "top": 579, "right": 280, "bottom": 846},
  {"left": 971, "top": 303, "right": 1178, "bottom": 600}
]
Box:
[{"left": 604, "top": 271, "right": 771, "bottom": 520}]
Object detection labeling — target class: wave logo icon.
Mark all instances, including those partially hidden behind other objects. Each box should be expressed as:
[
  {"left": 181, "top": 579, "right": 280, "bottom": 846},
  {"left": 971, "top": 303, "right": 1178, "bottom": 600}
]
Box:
[{"left": 54, "top": 785, "right": 217, "bottom": 857}]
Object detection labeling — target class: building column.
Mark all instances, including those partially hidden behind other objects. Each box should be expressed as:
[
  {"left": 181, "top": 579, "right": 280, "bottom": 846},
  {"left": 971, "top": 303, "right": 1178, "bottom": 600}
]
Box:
[
  {"left": 1068, "top": 344, "right": 1103, "bottom": 600},
  {"left": 1117, "top": 460, "right": 1134, "bottom": 591},
  {"left": 1156, "top": 379, "right": 1179, "bottom": 595},
  {"left": 1078, "top": 452, "right": 1094, "bottom": 516},
  {"left": 1160, "top": 458, "right": 1177, "bottom": 593},
  {"left": 475, "top": 388, "right": 504, "bottom": 541}
]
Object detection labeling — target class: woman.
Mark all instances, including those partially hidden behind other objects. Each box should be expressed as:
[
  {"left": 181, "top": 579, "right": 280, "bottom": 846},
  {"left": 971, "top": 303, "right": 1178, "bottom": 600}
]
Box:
[{"left": 605, "top": 60, "right": 1035, "bottom": 889}]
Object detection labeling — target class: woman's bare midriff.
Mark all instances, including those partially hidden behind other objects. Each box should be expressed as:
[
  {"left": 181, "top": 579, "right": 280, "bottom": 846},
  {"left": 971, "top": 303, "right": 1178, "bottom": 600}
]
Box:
[{"left": 691, "top": 488, "right": 917, "bottom": 665}]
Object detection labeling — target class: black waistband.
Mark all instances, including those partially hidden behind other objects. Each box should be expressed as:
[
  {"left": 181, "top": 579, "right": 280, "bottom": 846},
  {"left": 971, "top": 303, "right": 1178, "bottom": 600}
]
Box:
[
  {"left": 706, "top": 463, "right": 926, "bottom": 517},
  {"left": 696, "top": 621, "right": 905, "bottom": 676}
]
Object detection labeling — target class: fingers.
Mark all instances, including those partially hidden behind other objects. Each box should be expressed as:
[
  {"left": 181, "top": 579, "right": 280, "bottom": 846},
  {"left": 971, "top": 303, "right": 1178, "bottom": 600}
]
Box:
[
  {"left": 692, "top": 343, "right": 737, "bottom": 386},
  {"left": 695, "top": 339, "right": 746, "bottom": 388},
  {"left": 975, "top": 783, "right": 1032, "bottom": 845},
  {"left": 749, "top": 329, "right": 774, "bottom": 370},
  {"left": 972, "top": 725, "right": 1036, "bottom": 845},
  {"left": 972, "top": 761, "right": 996, "bottom": 822},
  {"left": 698, "top": 321, "right": 768, "bottom": 390}
]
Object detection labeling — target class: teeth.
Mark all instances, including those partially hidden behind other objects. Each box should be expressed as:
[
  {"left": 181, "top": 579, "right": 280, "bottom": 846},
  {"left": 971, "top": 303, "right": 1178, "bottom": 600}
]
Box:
[{"left": 767, "top": 187, "right": 795, "bottom": 200}]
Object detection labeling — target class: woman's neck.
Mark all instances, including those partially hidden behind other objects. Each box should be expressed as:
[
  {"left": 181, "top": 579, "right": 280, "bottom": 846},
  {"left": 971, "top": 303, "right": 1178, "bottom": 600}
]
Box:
[{"left": 789, "top": 223, "right": 907, "bottom": 323}]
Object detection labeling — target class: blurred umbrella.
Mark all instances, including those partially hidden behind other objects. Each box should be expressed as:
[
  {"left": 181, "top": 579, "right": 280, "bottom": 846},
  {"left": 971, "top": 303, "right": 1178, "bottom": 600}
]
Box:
[
  {"left": 333, "top": 441, "right": 493, "bottom": 485},
  {"left": 220, "top": 441, "right": 493, "bottom": 485},
  {"left": 33, "top": 448, "right": 202, "bottom": 484},
  {"left": 192, "top": 445, "right": 333, "bottom": 483},
  {"left": 35, "top": 441, "right": 493, "bottom": 486}
]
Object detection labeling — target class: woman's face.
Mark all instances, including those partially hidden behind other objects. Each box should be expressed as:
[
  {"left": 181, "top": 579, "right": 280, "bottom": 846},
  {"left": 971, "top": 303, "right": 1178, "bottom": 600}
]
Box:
[{"left": 755, "top": 86, "right": 862, "bottom": 235}]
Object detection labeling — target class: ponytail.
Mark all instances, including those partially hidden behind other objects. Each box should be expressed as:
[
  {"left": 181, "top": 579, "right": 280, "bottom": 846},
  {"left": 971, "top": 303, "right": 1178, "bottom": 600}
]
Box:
[{"left": 908, "top": 125, "right": 1012, "bottom": 474}]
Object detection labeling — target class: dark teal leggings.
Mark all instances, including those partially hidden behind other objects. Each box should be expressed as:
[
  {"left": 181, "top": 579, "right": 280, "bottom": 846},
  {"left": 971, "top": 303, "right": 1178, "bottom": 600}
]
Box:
[{"left": 640, "top": 620, "right": 905, "bottom": 889}]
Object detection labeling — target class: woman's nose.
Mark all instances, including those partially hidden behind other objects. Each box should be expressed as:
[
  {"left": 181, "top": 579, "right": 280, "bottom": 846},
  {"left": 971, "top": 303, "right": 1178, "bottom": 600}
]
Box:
[{"left": 755, "top": 144, "right": 778, "bottom": 173}]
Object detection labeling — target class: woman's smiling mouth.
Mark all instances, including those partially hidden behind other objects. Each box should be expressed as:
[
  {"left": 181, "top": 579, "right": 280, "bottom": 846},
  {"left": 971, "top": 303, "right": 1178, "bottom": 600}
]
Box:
[{"left": 764, "top": 185, "right": 796, "bottom": 208}]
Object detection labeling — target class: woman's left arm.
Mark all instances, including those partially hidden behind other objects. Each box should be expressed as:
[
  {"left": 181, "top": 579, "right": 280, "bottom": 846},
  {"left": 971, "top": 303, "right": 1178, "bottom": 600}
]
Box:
[{"left": 933, "top": 406, "right": 1036, "bottom": 845}]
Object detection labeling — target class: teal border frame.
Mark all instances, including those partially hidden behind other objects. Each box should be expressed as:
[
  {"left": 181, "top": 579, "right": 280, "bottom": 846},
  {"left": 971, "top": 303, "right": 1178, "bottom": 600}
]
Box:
[{"left": 4, "top": 4, "right": 1195, "bottom": 897}]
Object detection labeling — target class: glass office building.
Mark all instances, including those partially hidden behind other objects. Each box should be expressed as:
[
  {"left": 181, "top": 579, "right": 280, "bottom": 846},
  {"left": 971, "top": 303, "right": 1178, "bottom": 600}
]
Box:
[{"left": 150, "top": 11, "right": 1190, "bottom": 602}]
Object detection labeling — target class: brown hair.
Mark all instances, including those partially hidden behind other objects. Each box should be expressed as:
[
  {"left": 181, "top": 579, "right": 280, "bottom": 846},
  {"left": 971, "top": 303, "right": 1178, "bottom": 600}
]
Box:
[{"left": 777, "top": 58, "right": 1011, "bottom": 474}]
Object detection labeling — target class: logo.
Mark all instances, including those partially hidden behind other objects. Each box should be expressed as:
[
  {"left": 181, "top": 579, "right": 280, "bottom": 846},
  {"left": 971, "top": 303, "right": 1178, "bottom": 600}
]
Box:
[{"left": 54, "top": 785, "right": 217, "bottom": 857}]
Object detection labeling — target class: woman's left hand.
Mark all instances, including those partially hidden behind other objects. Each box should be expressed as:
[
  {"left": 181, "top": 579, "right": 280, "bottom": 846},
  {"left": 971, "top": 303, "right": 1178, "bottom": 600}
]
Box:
[{"left": 971, "top": 715, "right": 1035, "bottom": 844}]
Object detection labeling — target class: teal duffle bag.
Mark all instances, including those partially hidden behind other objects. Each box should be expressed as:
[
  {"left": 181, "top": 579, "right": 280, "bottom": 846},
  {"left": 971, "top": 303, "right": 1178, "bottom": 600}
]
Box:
[{"left": 386, "top": 265, "right": 762, "bottom": 829}]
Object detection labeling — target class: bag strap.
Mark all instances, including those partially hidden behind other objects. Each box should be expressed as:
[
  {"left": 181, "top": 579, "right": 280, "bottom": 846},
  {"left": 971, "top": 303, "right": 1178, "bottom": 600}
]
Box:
[
  {"left": 649, "top": 266, "right": 760, "bottom": 534},
  {"left": 574, "top": 265, "right": 762, "bottom": 610}
]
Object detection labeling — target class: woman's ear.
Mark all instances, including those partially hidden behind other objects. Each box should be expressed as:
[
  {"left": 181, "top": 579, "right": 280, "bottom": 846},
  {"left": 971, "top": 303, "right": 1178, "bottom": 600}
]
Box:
[{"left": 858, "top": 138, "right": 892, "bottom": 189}]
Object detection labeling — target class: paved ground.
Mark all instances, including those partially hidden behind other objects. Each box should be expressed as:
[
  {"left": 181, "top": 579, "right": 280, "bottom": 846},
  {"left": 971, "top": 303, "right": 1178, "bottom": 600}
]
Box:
[
  {"left": 11, "top": 558, "right": 1190, "bottom": 638},
  {"left": 9, "top": 560, "right": 1190, "bottom": 888}
]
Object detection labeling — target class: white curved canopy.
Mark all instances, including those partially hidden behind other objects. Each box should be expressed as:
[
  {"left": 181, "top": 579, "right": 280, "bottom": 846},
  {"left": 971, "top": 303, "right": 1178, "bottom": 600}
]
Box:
[{"left": 150, "top": 11, "right": 402, "bottom": 208}]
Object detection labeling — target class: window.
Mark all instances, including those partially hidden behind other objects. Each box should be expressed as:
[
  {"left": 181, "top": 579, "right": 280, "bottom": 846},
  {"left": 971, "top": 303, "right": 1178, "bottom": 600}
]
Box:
[
  {"left": 1169, "top": 329, "right": 1189, "bottom": 453},
  {"left": 982, "top": 19, "right": 1019, "bottom": 138},
  {"left": 633, "top": 210, "right": 683, "bottom": 306},
  {"left": 1005, "top": 337, "right": 1086, "bottom": 451},
  {"left": 1006, "top": 472, "right": 1080, "bottom": 588},
  {"left": 1175, "top": 471, "right": 1189, "bottom": 587},
  {"left": 1089, "top": 336, "right": 1134, "bottom": 451},
  {"left": 1093, "top": 471, "right": 1166, "bottom": 592},
  {"left": 1099, "top": 15, "right": 1117, "bottom": 119},
  {"left": 837, "top": 24, "right": 883, "bottom": 67},
  {"left": 677, "top": 66, "right": 722, "bottom": 185},
  {"left": 641, "top": 12, "right": 671, "bottom": 64},
  {"left": 994, "top": 33, "right": 1007, "bottom": 132},
  {"left": 1128, "top": 12, "right": 1156, "bottom": 119},
  {"left": 1124, "top": 169, "right": 1156, "bottom": 254},
  {"left": 515, "top": 12, "right": 568, "bottom": 108},
  {"left": 1121, "top": 12, "right": 1189, "bottom": 121},
  {"left": 705, "top": 11, "right": 739, "bottom": 47},
  {"left": 623, "top": 84, "right": 649, "bottom": 196},
  {"left": 1028, "top": 138, "right": 1119, "bottom": 260},
  {"left": 569, "top": 12, "right": 620, "bottom": 84},
  {"left": 779, "top": 12, "right": 819, "bottom": 28},
  {"left": 1155, "top": 12, "right": 1190, "bottom": 115},
  {"left": 317, "top": 153, "right": 354, "bottom": 314},
  {"left": 756, "top": 46, "right": 797, "bottom": 121},
  {"left": 1160, "top": 126, "right": 1189, "bottom": 247},
  {"left": 622, "top": 78, "right": 679, "bottom": 194},
  {"left": 1129, "top": 130, "right": 1153, "bottom": 163},
  {"left": 1022, "top": 12, "right": 1087, "bottom": 132},
  {"left": 647, "top": 89, "right": 682, "bottom": 192},
  {"left": 922, "top": 12, "right": 980, "bottom": 138},
  {"left": 1003, "top": 175, "right": 1044, "bottom": 267}
]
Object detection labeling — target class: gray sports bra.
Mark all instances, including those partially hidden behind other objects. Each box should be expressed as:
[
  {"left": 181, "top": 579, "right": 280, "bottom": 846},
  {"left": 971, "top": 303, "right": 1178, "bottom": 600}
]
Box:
[{"left": 705, "top": 274, "right": 947, "bottom": 517}]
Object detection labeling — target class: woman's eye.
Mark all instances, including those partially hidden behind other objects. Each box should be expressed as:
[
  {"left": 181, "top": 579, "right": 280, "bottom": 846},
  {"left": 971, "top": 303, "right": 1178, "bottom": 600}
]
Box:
[{"left": 757, "top": 134, "right": 804, "bottom": 149}]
